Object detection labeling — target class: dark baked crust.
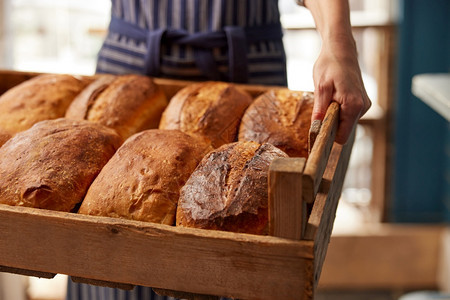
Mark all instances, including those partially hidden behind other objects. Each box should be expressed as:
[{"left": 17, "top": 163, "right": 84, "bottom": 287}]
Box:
[
  {"left": 78, "top": 129, "right": 213, "bottom": 225},
  {"left": 66, "top": 74, "right": 168, "bottom": 140},
  {"left": 0, "top": 74, "right": 90, "bottom": 135},
  {"left": 176, "top": 141, "right": 288, "bottom": 234},
  {"left": 159, "top": 81, "right": 253, "bottom": 148},
  {"left": 238, "top": 89, "right": 314, "bottom": 158},
  {"left": 0, "top": 118, "right": 123, "bottom": 212}
]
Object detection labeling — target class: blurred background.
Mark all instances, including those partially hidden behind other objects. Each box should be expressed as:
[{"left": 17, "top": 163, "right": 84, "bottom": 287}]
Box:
[{"left": 0, "top": 0, "right": 449, "bottom": 299}]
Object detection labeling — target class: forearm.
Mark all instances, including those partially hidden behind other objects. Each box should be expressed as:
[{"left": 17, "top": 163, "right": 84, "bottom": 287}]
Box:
[
  {"left": 302, "top": 0, "right": 371, "bottom": 144},
  {"left": 304, "top": 0, "right": 357, "bottom": 57}
]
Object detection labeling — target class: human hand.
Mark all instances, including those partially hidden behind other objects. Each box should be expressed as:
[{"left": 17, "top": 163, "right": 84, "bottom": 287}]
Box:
[{"left": 311, "top": 35, "right": 371, "bottom": 144}]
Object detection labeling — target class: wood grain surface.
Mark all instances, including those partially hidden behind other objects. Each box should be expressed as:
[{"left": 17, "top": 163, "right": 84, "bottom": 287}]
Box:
[
  {"left": 269, "top": 157, "right": 306, "bottom": 240},
  {"left": 0, "top": 204, "right": 314, "bottom": 299},
  {"left": 302, "top": 102, "right": 340, "bottom": 204}
]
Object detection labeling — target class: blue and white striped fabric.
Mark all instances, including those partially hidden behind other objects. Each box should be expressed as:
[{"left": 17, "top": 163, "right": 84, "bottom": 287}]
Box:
[
  {"left": 66, "top": 280, "right": 230, "bottom": 300},
  {"left": 66, "top": 283, "right": 176, "bottom": 300},
  {"left": 96, "top": 0, "right": 287, "bottom": 86}
]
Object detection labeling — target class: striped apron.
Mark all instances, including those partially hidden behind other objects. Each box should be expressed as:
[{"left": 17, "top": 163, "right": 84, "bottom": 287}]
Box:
[
  {"left": 68, "top": 1, "right": 285, "bottom": 299},
  {"left": 96, "top": 0, "right": 287, "bottom": 86}
]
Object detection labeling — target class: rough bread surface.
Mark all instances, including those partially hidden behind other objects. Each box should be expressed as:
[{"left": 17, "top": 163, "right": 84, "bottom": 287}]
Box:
[
  {"left": 0, "top": 74, "right": 90, "bottom": 135},
  {"left": 78, "top": 129, "right": 213, "bottom": 225},
  {"left": 66, "top": 74, "right": 168, "bottom": 140},
  {"left": 0, "top": 118, "right": 123, "bottom": 212},
  {"left": 239, "top": 89, "right": 314, "bottom": 158},
  {"left": 159, "top": 81, "right": 253, "bottom": 148},
  {"left": 177, "top": 141, "right": 288, "bottom": 234}
]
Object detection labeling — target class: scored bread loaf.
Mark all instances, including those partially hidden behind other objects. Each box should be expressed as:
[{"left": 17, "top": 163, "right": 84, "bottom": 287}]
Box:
[
  {"left": 78, "top": 129, "right": 213, "bottom": 225},
  {"left": 159, "top": 81, "right": 253, "bottom": 148},
  {"left": 0, "top": 118, "right": 123, "bottom": 212},
  {"left": 65, "top": 74, "right": 168, "bottom": 140},
  {"left": 176, "top": 141, "right": 288, "bottom": 235},
  {"left": 0, "top": 74, "right": 90, "bottom": 135},
  {"left": 239, "top": 89, "right": 314, "bottom": 158}
]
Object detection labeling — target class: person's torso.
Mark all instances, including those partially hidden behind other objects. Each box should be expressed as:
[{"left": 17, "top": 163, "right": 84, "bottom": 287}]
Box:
[{"left": 97, "top": 0, "right": 287, "bottom": 86}]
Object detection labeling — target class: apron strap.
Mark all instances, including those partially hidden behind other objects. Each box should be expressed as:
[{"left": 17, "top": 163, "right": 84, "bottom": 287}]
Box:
[
  {"left": 145, "top": 28, "right": 165, "bottom": 77},
  {"left": 224, "top": 26, "right": 248, "bottom": 83},
  {"left": 108, "top": 16, "right": 283, "bottom": 83}
]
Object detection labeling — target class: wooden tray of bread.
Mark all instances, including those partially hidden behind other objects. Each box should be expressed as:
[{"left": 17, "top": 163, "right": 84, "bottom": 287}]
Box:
[{"left": 0, "top": 70, "right": 354, "bottom": 300}]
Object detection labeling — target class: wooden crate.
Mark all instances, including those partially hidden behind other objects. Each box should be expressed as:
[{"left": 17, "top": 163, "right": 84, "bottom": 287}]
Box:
[{"left": 0, "top": 70, "right": 354, "bottom": 300}]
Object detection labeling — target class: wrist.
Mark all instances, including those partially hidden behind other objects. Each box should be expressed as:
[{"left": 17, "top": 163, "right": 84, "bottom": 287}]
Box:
[
  {"left": 322, "top": 33, "right": 357, "bottom": 59},
  {"left": 305, "top": 0, "right": 354, "bottom": 42},
  {"left": 324, "top": 32, "right": 356, "bottom": 50}
]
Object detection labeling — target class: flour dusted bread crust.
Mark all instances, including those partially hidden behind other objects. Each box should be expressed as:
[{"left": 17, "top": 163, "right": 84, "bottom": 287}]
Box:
[
  {"left": 159, "top": 81, "right": 253, "bottom": 148},
  {"left": 78, "top": 129, "right": 213, "bottom": 225},
  {"left": 65, "top": 74, "right": 168, "bottom": 140},
  {"left": 239, "top": 89, "right": 314, "bottom": 158},
  {"left": 0, "top": 74, "right": 90, "bottom": 135},
  {"left": 0, "top": 118, "right": 122, "bottom": 212},
  {"left": 176, "top": 141, "right": 288, "bottom": 235}
]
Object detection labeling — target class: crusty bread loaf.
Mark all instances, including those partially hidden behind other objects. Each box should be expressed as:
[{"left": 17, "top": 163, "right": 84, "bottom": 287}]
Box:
[
  {"left": 238, "top": 89, "right": 314, "bottom": 158},
  {"left": 159, "top": 81, "right": 253, "bottom": 148},
  {"left": 0, "top": 74, "right": 90, "bottom": 135},
  {"left": 66, "top": 74, "right": 168, "bottom": 140},
  {"left": 78, "top": 129, "right": 213, "bottom": 225},
  {"left": 65, "top": 74, "right": 117, "bottom": 119},
  {"left": 176, "top": 141, "right": 288, "bottom": 235},
  {"left": 0, "top": 118, "right": 122, "bottom": 212}
]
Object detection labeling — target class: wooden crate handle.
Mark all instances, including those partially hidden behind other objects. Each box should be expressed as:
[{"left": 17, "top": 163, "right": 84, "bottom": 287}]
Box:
[
  {"left": 268, "top": 157, "right": 306, "bottom": 240},
  {"left": 308, "top": 119, "right": 322, "bottom": 154},
  {"left": 302, "top": 102, "right": 340, "bottom": 204}
]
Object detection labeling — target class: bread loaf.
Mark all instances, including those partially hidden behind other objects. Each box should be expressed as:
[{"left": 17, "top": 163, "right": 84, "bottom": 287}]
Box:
[
  {"left": 0, "top": 74, "right": 90, "bottom": 135},
  {"left": 239, "top": 89, "right": 314, "bottom": 158},
  {"left": 66, "top": 74, "right": 168, "bottom": 140},
  {"left": 176, "top": 141, "right": 288, "bottom": 234},
  {"left": 0, "top": 129, "right": 11, "bottom": 147},
  {"left": 0, "top": 118, "right": 122, "bottom": 212},
  {"left": 78, "top": 129, "right": 213, "bottom": 225},
  {"left": 159, "top": 81, "right": 253, "bottom": 148}
]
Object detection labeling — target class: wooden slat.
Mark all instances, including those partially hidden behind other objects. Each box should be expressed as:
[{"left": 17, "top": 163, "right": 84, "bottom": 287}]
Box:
[
  {"left": 308, "top": 120, "right": 322, "bottom": 154},
  {"left": 302, "top": 102, "right": 340, "bottom": 204},
  {"left": 153, "top": 77, "right": 283, "bottom": 100},
  {"left": 269, "top": 157, "right": 306, "bottom": 239},
  {"left": 153, "top": 288, "right": 220, "bottom": 300},
  {"left": 70, "top": 277, "right": 134, "bottom": 290},
  {"left": 0, "top": 70, "right": 40, "bottom": 95},
  {"left": 0, "top": 70, "right": 283, "bottom": 101},
  {"left": 438, "top": 227, "right": 450, "bottom": 293},
  {"left": 0, "top": 204, "right": 314, "bottom": 300},
  {"left": 0, "top": 265, "right": 55, "bottom": 279},
  {"left": 303, "top": 128, "right": 355, "bottom": 293}
]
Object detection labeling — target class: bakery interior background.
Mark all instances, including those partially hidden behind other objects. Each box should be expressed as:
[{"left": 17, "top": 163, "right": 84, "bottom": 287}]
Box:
[{"left": 0, "top": 0, "right": 449, "bottom": 300}]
